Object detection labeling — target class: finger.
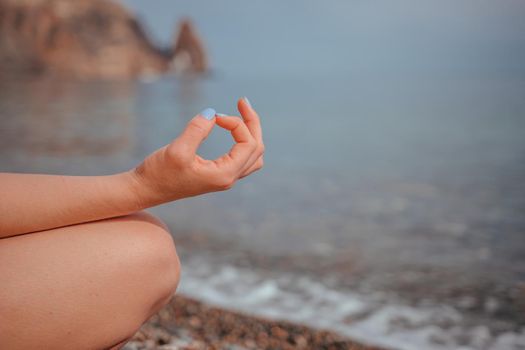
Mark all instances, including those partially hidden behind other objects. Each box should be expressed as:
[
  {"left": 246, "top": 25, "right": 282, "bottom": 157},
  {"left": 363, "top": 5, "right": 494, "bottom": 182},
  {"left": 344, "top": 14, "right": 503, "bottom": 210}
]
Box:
[
  {"left": 240, "top": 155, "right": 264, "bottom": 179},
  {"left": 215, "top": 116, "right": 253, "bottom": 144},
  {"left": 215, "top": 113, "right": 263, "bottom": 174},
  {"left": 170, "top": 108, "right": 216, "bottom": 157},
  {"left": 240, "top": 141, "right": 264, "bottom": 175},
  {"left": 215, "top": 116, "right": 257, "bottom": 170},
  {"left": 238, "top": 97, "right": 263, "bottom": 142},
  {"left": 237, "top": 98, "right": 265, "bottom": 175}
]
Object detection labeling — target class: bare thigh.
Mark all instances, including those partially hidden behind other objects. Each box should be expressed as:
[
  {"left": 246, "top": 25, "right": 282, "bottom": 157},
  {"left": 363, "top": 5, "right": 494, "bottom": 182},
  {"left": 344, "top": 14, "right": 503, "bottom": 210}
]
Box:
[{"left": 0, "top": 212, "right": 180, "bottom": 350}]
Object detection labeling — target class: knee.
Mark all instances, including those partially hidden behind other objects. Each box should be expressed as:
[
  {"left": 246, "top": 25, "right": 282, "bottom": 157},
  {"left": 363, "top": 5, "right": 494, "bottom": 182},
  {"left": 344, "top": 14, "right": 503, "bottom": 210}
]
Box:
[{"left": 119, "top": 211, "right": 181, "bottom": 315}]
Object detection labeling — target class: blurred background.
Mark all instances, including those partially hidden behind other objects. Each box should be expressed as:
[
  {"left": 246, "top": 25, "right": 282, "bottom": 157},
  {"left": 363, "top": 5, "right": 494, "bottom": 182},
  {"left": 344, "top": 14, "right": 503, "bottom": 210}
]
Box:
[{"left": 1, "top": 0, "right": 525, "bottom": 349}]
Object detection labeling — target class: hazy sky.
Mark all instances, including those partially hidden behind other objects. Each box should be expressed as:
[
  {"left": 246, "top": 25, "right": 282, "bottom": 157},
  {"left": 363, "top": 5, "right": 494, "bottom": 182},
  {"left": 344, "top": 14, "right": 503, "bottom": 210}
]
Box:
[{"left": 123, "top": 0, "right": 525, "bottom": 80}]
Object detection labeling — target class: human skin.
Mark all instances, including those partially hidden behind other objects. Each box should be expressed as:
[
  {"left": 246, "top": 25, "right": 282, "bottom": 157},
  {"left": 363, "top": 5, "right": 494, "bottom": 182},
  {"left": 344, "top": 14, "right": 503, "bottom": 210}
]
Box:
[
  {"left": 0, "top": 98, "right": 264, "bottom": 349},
  {"left": 0, "top": 98, "right": 264, "bottom": 238}
]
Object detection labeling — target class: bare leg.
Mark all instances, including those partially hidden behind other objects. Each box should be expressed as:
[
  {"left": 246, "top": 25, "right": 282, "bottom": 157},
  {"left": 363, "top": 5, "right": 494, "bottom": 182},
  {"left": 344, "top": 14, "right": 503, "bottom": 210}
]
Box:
[{"left": 0, "top": 211, "right": 180, "bottom": 350}]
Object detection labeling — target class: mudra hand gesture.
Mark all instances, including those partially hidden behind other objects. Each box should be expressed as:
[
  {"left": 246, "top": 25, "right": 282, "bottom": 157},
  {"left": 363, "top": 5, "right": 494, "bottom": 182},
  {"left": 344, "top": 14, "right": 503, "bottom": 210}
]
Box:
[{"left": 132, "top": 97, "right": 264, "bottom": 206}]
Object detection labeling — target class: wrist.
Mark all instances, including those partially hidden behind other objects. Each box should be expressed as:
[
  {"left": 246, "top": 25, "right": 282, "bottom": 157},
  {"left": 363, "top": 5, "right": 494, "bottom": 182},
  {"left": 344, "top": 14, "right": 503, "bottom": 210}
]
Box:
[{"left": 118, "top": 169, "right": 152, "bottom": 211}]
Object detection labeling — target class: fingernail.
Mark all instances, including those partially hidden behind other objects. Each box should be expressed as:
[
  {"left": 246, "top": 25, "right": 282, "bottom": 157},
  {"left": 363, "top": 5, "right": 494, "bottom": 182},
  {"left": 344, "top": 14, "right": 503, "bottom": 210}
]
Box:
[
  {"left": 216, "top": 113, "right": 228, "bottom": 117},
  {"left": 243, "top": 97, "right": 252, "bottom": 108},
  {"left": 199, "top": 108, "right": 216, "bottom": 120}
]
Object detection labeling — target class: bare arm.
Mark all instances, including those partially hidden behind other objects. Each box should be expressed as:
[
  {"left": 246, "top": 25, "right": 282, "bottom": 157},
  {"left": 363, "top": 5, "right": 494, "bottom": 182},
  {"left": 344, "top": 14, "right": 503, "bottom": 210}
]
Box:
[
  {"left": 0, "top": 172, "right": 143, "bottom": 237},
  {"left": 0, "top": 98, "right": 264, "bottom": 238}
]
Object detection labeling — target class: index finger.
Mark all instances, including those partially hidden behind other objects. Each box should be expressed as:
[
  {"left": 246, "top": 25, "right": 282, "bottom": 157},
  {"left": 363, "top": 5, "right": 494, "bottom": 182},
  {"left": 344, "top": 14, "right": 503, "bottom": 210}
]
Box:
[{"left": 215, "top": 116, "right": 257, "bottom": 171}]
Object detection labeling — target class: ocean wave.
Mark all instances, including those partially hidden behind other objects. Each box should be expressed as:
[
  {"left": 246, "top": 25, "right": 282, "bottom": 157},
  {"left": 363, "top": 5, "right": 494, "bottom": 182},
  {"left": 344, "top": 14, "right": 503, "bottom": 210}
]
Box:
[{"left": 178, "top": 259, "right": 525, "bottom": 350}]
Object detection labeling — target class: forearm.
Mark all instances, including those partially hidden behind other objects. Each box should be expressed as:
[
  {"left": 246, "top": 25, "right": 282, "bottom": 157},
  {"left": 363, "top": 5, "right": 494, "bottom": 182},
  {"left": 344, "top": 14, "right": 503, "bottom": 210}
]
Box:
[
  {"left": 0, "top": 171, "right": 144, "bottom": 238},
  {"left": 0, "top": 99, "right": 263, "bottom": 238}
]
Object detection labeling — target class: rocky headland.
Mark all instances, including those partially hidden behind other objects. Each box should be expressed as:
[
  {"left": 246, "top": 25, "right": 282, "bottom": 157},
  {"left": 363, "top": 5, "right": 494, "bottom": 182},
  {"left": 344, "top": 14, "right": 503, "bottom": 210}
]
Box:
[{"left": 0, "top": 0, "right": 207, "bottom": 79}]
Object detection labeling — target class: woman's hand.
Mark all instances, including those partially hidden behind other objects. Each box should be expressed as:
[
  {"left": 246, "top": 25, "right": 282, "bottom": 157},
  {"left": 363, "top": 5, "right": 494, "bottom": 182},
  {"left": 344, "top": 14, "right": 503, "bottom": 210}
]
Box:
[
  {"left": 0, "top": 98, "right": 263, "bottom": 236},
  {"left": 129, "top": 98, "right": 265, "bottom": 207}
]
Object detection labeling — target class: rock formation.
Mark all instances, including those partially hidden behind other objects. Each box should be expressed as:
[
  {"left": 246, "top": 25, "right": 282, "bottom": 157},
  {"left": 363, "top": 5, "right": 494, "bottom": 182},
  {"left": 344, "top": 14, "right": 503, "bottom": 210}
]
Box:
[
  {"left": 0, "top": 0, "right": 208, "bottom": 79},
  {"left": 171, "top": 19, "right": 208, "bottom": 74}
]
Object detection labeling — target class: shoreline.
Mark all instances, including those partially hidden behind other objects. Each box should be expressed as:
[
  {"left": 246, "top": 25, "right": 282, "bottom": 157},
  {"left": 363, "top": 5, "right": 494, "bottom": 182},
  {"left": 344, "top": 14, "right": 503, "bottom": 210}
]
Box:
[{"left": 124, "top": 295, "right": 384, "bottom": 350}]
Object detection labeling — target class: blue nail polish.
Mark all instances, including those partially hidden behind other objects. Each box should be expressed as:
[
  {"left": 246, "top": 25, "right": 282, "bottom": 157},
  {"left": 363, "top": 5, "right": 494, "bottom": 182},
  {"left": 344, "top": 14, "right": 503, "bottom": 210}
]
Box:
[
  {"left": 243, "top": 97, "right": 252, "bottom": 108},
  {"left": 199, "top": 108, "right": 216, "bottom": 120},
  {"left": 216, "top": 113, "right": 228, "bottom": 117}
]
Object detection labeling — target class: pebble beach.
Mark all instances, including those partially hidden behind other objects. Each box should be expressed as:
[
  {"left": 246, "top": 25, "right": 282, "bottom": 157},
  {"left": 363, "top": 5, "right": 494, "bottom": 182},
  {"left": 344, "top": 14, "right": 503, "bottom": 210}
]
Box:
[{"left": 124, "top": 295, "right": 382, "bottom": 350}]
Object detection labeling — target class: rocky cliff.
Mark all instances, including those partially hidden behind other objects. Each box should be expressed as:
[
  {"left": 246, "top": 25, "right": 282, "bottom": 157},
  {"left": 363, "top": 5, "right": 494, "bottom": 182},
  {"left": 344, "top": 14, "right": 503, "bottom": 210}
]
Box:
[
  {"left": 171, "top": 19, "right": 208, "bottom": 74},
  {"left": 0, "top": 0, "right": 207, "bottom": 79}
]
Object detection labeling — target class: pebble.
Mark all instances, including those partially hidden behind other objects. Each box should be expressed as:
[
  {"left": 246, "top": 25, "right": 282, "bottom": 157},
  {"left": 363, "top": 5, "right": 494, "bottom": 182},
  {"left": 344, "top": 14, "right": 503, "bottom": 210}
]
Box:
[{"left": 123, "top": 295, "right": 383, "bottom": 350}]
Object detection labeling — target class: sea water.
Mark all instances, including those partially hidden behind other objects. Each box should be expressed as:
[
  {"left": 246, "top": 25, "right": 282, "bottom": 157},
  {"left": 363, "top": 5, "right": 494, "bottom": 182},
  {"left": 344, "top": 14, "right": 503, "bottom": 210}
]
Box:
[{"left": 1, "top": 0, "right": 525, "bottom": 348}]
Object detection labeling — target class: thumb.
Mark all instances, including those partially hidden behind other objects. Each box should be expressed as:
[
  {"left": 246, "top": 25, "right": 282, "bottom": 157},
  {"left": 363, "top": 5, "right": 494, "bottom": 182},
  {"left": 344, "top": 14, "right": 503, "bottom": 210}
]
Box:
[{"left": 171, "top": 108, "right": 216, "bottom": 157}]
